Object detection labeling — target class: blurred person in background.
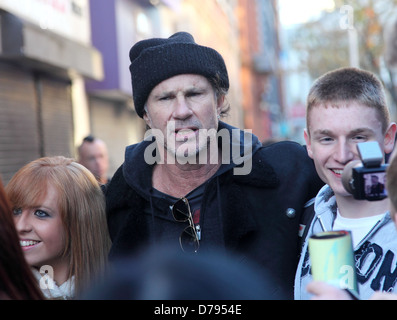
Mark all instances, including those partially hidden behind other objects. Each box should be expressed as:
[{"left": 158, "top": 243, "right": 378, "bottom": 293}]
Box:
[
  {"left": 6, "top": 156, "right": 111, "bottom": 299},
  {"left": 0, "top": 176, "right": 43, "bottom": 300},
  {"left": 81, "top": 245, "right": 277, "bottom": 300},
  {"left": 78, "top": 135, "right": 110, "bottom": 185}
]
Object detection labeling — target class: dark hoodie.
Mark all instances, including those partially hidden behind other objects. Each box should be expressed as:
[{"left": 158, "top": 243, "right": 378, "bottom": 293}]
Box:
[{"left": 104, "top": 121, "right": 323, "bottom": 299}]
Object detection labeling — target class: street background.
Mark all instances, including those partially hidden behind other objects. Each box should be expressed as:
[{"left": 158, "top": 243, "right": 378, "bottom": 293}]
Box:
[{"left": 0, "top": 0, "right": 396, "bottom": 183}]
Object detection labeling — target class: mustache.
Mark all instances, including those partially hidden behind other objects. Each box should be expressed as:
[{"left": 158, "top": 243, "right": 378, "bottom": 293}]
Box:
[{"left": 166, "top": 120, "right": 203, "bottom": 134}]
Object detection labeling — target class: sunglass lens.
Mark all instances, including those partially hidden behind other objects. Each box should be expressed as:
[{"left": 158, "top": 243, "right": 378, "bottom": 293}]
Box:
[
  {"left": 172, "top": 198, "right": 189, "bottom": 222},
  {"left": 180, "top": 226, "right": 199, "bottom": 253}
]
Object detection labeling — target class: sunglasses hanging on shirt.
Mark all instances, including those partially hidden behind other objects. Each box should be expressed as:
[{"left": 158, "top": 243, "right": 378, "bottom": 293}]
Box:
[{"left": 170, "top": 197, "right": 200, "bottom": 253}]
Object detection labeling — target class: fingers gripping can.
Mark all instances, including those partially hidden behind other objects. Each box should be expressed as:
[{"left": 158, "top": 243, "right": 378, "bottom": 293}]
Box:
[{"left": 308, "top": 230, "right": 359, "bottom": 296}]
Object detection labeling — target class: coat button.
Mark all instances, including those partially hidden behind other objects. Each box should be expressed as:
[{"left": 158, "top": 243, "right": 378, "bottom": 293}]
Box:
[{"left": 286, "top": 208, "right": 296, "bottom": 219}]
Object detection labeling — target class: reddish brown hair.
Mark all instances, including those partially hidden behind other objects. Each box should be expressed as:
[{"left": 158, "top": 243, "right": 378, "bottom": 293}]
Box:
[{"left": 0, "top": 176, "right": 43, "bottom": 300}]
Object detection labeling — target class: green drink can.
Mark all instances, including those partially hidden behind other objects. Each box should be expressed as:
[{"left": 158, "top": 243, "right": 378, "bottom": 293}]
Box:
[{"left": 308, "top": 230, "right": 359, "bottom": 297}]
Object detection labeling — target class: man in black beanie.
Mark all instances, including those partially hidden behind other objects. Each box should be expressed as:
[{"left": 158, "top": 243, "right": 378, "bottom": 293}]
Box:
[{"left": 103, "top": 32, "right": 323, "bottom": 299}]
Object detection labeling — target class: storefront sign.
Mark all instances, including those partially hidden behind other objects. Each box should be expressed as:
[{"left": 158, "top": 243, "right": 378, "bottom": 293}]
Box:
[{"left": 0, "top": 0, "right": 90, "bottom": 44}]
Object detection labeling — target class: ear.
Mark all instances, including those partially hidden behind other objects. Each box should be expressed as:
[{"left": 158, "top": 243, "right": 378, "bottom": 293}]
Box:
[
  {"left": 304, "top": 128, "right": 314, "bottom": 159},
  {"left": 216, "top": 94, "right": 225, "bottom": 116},
  {"left": 143, "top": 110, "right": 152, "bottom": 129},
  {"left": 384, "top": 122, "right": 397, "bottom": 154}
]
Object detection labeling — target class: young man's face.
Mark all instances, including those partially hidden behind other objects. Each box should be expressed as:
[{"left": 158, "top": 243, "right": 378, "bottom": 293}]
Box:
[{"left": 304, "top": 102, "right": 396, "bottom": 198}]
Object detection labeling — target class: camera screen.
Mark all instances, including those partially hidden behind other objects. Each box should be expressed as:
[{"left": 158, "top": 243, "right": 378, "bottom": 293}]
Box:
[{"left": 363, "top": 172, "right": 387, "bottom": 199}]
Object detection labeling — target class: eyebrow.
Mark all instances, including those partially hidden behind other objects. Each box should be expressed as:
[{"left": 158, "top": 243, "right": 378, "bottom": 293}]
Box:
[
  {"left": 32, "top": 205, "right": 58, "bottom": 214},
  {"left": 349, "top": 128, "right": 376, "bottom": 135},
  {"left": 152, "top": 86, "right": 207, "bottom": 98},
  {"left": 311, "top": 127, "right": 376, "bottom": 137}
]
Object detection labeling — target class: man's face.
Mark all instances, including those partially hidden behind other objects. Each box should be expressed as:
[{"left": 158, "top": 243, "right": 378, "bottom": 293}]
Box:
[
  {"left": 144, "top": 74, "right": 222, "bottom": 162},
  {"left": 79, "top": 140, "right": 109, "bottom": 183},
  {"left": 371, "top": 176, "right": 379, "bottom": 185},
  {"left": 304, "top": 102, "right": 395, "bottom": 198}
]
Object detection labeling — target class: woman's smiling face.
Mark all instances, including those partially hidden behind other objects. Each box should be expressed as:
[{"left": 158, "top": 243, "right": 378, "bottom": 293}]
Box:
[{"left": 13, "top": 183, "right": 67, "bottom": 271}]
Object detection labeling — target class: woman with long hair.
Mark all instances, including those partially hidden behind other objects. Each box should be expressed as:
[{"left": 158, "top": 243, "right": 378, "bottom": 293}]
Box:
[{"left": 6, "top": 156, "right": 111, "bottom": 299}]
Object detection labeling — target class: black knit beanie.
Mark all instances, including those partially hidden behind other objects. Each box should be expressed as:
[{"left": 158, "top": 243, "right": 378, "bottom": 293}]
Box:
[{"left": 129, "top": 32, "right": 229, "bottom": 118}]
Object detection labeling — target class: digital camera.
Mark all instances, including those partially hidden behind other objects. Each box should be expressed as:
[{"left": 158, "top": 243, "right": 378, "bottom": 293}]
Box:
[{"left": 342, "top": 141, "right": 388, "bottom": 201}]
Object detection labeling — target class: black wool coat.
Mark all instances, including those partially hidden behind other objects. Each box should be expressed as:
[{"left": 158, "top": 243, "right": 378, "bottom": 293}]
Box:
[{"left": 104, "top": 124, "right": 324, "bottom": 299}]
